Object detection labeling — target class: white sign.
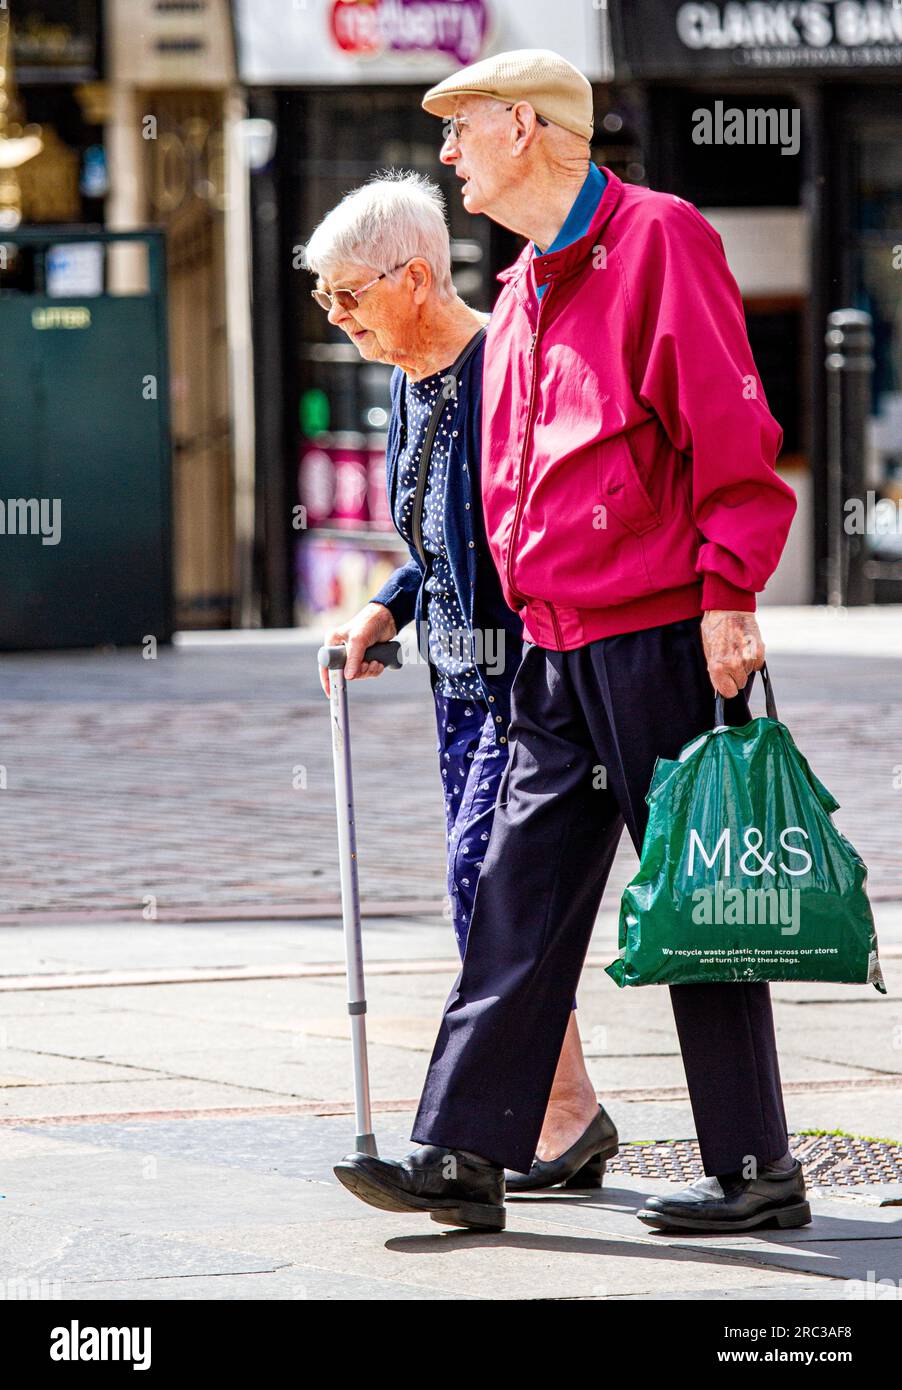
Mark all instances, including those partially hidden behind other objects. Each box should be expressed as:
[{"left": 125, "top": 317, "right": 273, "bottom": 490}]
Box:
[
  {"left": 234, "top": 0, "right": 607, "bottom": 84},
  {"left": 46, "top": 243, "right": 104, "bottom": 298}
]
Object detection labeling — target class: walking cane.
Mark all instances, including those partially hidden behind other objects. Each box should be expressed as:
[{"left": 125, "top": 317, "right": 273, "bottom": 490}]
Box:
[{"left": 317, "top": 639, "right": 403, "bottom": 1157}]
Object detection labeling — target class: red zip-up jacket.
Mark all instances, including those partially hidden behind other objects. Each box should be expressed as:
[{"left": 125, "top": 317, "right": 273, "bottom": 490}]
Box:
[{"left": 480, "top": 167, "right": 797, "bottom": 650}]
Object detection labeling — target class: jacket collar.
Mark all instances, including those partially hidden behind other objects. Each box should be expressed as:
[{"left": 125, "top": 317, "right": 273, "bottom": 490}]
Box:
[{"left": 496, "top": 167, "right": 624, "bottom": 293}]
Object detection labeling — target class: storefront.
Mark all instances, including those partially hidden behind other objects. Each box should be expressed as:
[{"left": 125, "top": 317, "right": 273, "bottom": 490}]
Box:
[
  {"left": 231, "top": 0, "right": 617, "bottom": 627},
  {"left": 609, "top": 1, "right": 902, "bottom": 603},
  {"left": 107, "top": 0, "right": 241, "bottom": 630},
  {"left": 3, "top": 1, "right": 106, "bottom": 230}
]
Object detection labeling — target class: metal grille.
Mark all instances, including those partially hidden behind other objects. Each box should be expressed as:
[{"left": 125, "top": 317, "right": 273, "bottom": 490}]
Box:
[{"left": 607, "top": 1133, "right": 902, "bottom": 1188}]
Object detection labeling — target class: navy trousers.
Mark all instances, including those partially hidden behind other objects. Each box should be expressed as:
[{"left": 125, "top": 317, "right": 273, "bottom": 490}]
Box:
[{"left": 412, "top": 617, "right": 790, "bottom": 1177}]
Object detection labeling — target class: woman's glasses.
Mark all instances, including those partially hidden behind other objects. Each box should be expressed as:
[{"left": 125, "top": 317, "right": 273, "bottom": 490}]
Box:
[{"left": 311, "top": 261, "right": 409, "bottom": 313}]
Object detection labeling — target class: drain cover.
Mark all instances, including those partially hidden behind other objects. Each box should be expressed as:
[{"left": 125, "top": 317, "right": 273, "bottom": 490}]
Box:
[{"left": 608, "top": 1133, "right": 902, "bottom": 1188}]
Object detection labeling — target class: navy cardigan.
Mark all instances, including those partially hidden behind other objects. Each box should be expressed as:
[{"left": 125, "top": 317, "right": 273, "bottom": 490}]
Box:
[{"left": 369, "top": 339, "right": 523, "bottom": 743}]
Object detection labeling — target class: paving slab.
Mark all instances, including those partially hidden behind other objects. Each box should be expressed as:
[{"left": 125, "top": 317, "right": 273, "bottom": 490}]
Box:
[
  {"left": 0, "top": 1050, "right": 160, "bottom": 1087},
  {"left": 0, "top": 1077, "right": 295, "bottom": 1120},
  {"left": 3, "top": 1110, "right": 900, "bottom": 1301},
  {"left": 780, "top": 1090, "right": 902, "bottom": 1144},
  {"left": 823, "top": 1184, "right": 902, "bottom": 1207},
  {"left": 188, "top": 1216, "right": 829, "bottom": 1302},
  {"left": 54, "top": 1269, "right": 463, "bottom": 1301},
  {"left": 0, "top": 919, "right": 459, "bottom": 970},
  {"left": 619, "top": 1281, "right": 901, "bottom": 1300},
  {"left": 2, "top": 1225, "right": 288, "bottom": 1290}
]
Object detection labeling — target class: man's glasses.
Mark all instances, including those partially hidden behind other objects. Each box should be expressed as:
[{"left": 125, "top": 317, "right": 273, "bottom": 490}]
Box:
[
  {"left": 442, "top": 106, "right": 549, "bottom": 146},
  {"left": 505, "top": 105, "right": 550, "bottom": 127},
  {"left": 442, "top": 114, "right": 470, "bottom": 144},
  {"left": 311, "top": 261, "right": 408, "bottom": 313}
]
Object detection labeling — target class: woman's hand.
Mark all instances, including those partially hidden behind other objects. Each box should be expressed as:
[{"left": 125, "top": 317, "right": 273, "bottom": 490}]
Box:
[{"left": 319, "top": 602, "right": 398, "bottom": 697}]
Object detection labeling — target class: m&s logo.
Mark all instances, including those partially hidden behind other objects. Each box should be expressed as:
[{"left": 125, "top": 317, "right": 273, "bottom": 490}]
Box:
[{"left": 686, "top": 826, "right": 813, "bottom": 878}]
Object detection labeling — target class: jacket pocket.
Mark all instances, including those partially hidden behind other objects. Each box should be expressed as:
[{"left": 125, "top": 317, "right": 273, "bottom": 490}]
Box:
[{"left": 596, "top": 434, "right": 662, "bottom": 537}]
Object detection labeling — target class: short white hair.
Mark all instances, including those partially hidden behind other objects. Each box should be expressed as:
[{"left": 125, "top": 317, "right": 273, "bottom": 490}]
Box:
[{"left": 304, "top": 171, "right": 454, "bottom": 300}]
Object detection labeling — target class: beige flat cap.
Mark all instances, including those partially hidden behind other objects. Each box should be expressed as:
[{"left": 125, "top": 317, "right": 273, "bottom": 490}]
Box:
[{"left": 422, "top": 48, "right": 594, "bottom": 142}]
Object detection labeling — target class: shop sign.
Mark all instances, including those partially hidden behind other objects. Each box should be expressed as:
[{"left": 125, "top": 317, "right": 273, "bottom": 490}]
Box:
[
  {"left": 11, "top": 1, "right": 99, "bottom": 84},
  {"left": 611, "top": 1, "right": 902, "bottom": 77},
  {"left": 234, "top": 0, "right": 607, "bottom": 84},
  {"left": 331, "top": 0, "right": 489, "bottom": 67}
]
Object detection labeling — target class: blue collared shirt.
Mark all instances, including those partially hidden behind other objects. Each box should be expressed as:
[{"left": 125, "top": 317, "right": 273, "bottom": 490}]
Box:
[{"left": 533, "top": 163, "right": 607, "bottom": 297}]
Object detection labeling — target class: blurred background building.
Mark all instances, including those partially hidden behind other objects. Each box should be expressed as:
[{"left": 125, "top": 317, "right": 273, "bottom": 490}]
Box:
[{"left": 1, "top": 0, "right": 901, "bottom": 649}]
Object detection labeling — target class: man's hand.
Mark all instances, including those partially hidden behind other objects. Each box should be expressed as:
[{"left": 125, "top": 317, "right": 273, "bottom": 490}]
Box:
[
  {"left": 701, "top": 610, "right": 764, "bottom": 699},
  {"left": 319, "top": 602, "right": 397, "bottom": 697}
]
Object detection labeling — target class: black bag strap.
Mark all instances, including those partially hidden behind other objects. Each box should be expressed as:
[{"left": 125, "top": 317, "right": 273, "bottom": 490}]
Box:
[
  {"left": 410, "top": 325, "right": 486, "bottom": 566},
  {"left": 715, "top": 661, "right": 778, "bottom": 728}
]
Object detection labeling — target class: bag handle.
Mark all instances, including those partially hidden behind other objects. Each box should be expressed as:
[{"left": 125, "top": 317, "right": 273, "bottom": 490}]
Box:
[
  {"left": 714, "top": 661, "right": 778, "bottom": 728},
  {"left": 410, "top": 325, "right": 487, "bottom": 566}
]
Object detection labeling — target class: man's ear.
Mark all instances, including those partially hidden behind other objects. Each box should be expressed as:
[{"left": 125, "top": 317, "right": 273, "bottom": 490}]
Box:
[{"left": 509, "top": 102, "right": 537, "bottom": 156}]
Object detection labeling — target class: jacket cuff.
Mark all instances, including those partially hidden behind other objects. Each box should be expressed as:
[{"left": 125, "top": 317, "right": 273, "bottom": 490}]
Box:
[
  {"left": 368, "top": 591, "right": 413, "bottom": 629},
  {"left": 701, "top": 574, "right": 757, "bottom": 613}
]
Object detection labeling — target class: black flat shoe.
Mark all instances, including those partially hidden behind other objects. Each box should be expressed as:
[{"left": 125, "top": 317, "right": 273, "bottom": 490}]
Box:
[
  {"left": 333, "top": 1145, "right": 506, "bottom": 1231},
  {"left": 505, "top": 1104, "right": 619, "bottom": 1193},
  {"left": 636, "top": 1158, "right": 811, "bottom": 1234}
]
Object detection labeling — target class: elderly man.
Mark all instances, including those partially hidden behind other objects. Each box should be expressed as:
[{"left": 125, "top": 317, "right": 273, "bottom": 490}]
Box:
[{"left": 334, "top": 50, "right": 806, "bottom": 1235}]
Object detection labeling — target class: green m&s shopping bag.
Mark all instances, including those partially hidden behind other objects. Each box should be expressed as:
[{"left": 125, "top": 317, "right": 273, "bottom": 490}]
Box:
[{"left": 606, "top": 665, "right": 885, "bottom": 992}]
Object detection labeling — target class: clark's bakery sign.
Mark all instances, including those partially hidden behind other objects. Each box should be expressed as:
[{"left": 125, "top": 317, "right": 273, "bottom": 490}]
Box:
[
  {"left": 233, "top": 0, "right": 607, "bottom": 84},
  {"left": 610, "top": 1, "right": 902, "bottom": 76}
]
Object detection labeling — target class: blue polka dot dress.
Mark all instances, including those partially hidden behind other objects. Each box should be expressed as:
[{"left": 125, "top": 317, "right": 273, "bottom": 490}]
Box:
[
  {"left": 391, "top": 365, "right": 509, "bottom": 956},
  {"left": 395, "top": 369, "right": 483, "bottom": 701}
]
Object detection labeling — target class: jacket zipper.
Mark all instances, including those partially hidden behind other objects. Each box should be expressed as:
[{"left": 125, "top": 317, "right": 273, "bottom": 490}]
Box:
[{"left": 506, "top": 285, "right": 553, "bottom": 609}]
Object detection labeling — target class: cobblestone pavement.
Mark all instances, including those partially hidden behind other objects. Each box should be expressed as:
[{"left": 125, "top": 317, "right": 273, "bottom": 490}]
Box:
[{"left": 0, "top": 642, "right": 900, "bottom": 918}]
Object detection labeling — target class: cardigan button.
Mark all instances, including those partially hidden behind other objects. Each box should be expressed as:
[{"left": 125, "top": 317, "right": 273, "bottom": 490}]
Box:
[
  {"left": 468, "top": 541, "right": 475, "bottom": 549},
  {"left": 499, "top": 736, "right": 508, "bottom": 745},
  {"left": 488, "top": 695, "right": 495, "bottom": 702}
]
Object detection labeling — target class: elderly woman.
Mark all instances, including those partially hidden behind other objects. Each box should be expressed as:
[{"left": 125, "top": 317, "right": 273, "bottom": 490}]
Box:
[{"left": 307, "top": 172, "right": 616, "bottom": 1191}]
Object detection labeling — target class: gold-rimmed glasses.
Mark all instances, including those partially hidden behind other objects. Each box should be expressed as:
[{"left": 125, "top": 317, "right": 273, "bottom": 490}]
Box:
[{"left": 311, "top": 261, "right": 409, "bottom": 313}]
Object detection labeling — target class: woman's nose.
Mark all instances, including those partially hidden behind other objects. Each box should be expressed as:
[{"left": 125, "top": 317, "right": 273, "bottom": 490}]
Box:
[{"left": 327, "top": 301, "right": 348, "bottom": 328}]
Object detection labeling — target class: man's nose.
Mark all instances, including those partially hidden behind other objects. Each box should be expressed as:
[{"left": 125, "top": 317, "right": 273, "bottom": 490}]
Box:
[{"left": 439, "top": 136, "right": 459, "bottom": 166}]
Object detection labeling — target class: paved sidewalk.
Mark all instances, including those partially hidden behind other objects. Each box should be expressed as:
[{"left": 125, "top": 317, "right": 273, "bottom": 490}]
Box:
[
  {"left": 1, "top": 621, "right": 900, "bottom": 1300},
  {"left": 1, "top": 913, "right": 900, "bottom": 1300}
]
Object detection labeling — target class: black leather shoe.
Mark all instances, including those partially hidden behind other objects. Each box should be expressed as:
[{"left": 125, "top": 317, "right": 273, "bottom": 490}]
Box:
[
  {"left": 333, "top": 1145, "right": 505, "bottom": 1231},
  {"left": 636, "top": 1158, "right": 811, "bottom": 1233},
  {"left": 505, "top": 1105, "right": 619, "bottom": 1192}
]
